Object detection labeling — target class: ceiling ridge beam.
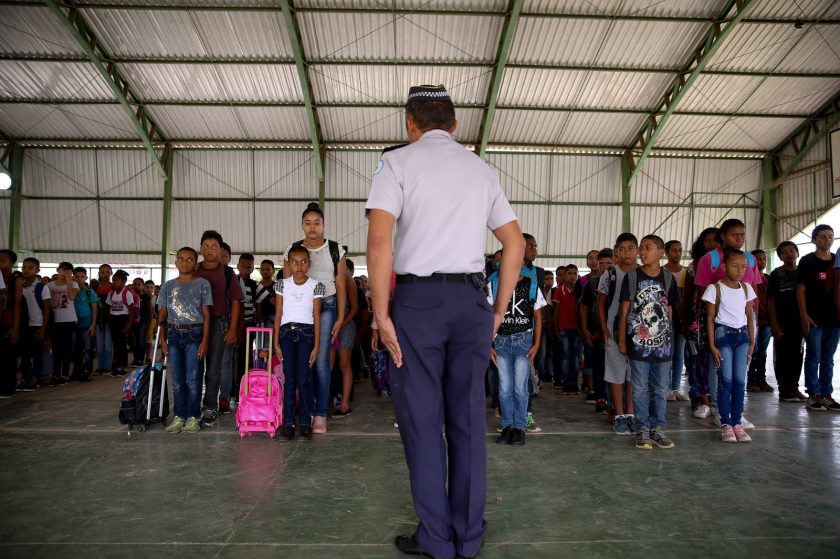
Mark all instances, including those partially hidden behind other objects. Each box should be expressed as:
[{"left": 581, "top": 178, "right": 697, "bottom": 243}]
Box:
[
  {"left": 277, "top": 0, "right": 324, "bottom": 192},
  {"left": 475, "top": 0, "right": 523, "bottom": 159},
  {"left": 623, "top": 0, "right": 759, "bottom": 187},
  {"left": 43, "top": 0, "right": 167, "bottom": 178}
]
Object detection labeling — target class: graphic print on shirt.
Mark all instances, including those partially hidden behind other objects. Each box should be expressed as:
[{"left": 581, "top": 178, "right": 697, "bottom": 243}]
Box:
[
  {"left": 627, "top": 279, "right": 671, "bottom": 359},
  {"left": 51, "top": 289, "right": 70, "bottom": 310},
  {"left": 498, "top": 277, "right": 536, "bottom": 336}
]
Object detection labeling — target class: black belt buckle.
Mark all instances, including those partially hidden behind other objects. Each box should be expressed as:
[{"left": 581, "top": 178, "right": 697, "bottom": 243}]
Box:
[{"left": 470, "top": 272, "right": 487, "bottom": 290}]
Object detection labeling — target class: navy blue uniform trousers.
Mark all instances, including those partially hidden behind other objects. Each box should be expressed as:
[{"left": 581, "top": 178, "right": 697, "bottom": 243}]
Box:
[{"left": 390, "top": 280, "right": 494, "bottom": 559}]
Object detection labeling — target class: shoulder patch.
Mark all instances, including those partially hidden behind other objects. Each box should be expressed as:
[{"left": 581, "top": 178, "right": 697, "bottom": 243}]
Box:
[{"left": 373, "top": 159, "right": 385, "bottom": 176}]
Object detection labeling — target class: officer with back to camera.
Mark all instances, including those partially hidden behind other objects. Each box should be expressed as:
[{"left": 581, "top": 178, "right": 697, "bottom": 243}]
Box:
[{"left": 366, "top": 84, "right": 524, "bottom": 559}]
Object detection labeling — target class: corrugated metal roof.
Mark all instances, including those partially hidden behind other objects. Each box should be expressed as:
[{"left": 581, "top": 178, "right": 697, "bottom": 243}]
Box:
[
  {"left": 0, "top": 6, "right": 85, "bottom": 57},
  {"left": 487, "top": 153, "right": 552, "bottom": 201},
  {"left": 170, "top": 199, "right": 254, "bottom": 252},
  {"left": 296, "top": 0, "right": 507, "bottom": 9},
  {"left": 522, "top": 0, "right": 728, "bottom": 18},
  {"left": 706, "top": 116, "right": 801, "bottom": 151},
  {"left": 0, "top": 61, "right": 114, "bottom": 101},
  {"left": 121, "top": 63, "right": 303, "bottom": 103},
  {"left": 310, "top": 64, "right": 491, "bottom": 105},
  {"left": 747, "top": 0, "right": 840, "bottom": 20},
  {"left": 298, "top": 12, "right": 501, "bottom": 62},
  {"left": 678, "top": 74, "right": 764, "bottom": 114},
  {"left": 0, "top": 199, "right": 9, "bottom": 248},
  {"left": 83, "top": 9, "right": 293, "bottom": 59},
  {"left": 631, "top": 205, "right": 694, "bottom": 244},
  {"left": 558, "top": 112, "right": 646, "bottom": 146},
  {"left": 319, "top": 106, "right": 481, "bottom": 142},
  {"left": 0, "top": 103, "right": 138, "bottom": 139},
  {"left": 491, "top": 109, "right": 645, "bottom": 146},
  {"left": 150, "top": 105, "right": 310, "bottom": 140},
  {"left": 741, "top": 76, "right": 840, "bottom": 115},
  {"left": 100, "top": 200, "right": 163, "bottom": 252},
  {"left": 21, "top": 198, "right": 100, "bottom": 251}
]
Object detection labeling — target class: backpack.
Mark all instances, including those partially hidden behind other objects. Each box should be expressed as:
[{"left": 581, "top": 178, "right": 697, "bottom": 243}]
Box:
[
  {"left": 487, "top": 266, "right": 539, "bottom": 305},
  {"left": 116, "top": 289, "right": 140, "bottom": 323},
  {"left": 709, "top": 249, "right": 756, "bottom": 272},
  {"left": 625, "top": 268, "right": 674, "bottom": 304},
  {"left": 19, "top": 281, "right": 46, "bottom": 327},
  {"left": 291, "top": 239, "right": 341, "bottom": 276},
  {"left": 713, "top": 281, "right": 750, "bottom": 323}
]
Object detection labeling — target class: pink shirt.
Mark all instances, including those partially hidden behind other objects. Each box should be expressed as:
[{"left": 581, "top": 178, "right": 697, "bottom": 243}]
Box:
[{"left": 693, "top": 249, "right": 760, "bottom": 287}]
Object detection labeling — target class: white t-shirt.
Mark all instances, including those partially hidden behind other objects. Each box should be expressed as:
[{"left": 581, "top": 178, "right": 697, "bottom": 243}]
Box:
[
  {"left": 701, "top": 282, "right": 757, "bottom": 329},
  {"left": 48, "top": 281, "right": 79, "bottom": 323},
  {"left": 0, "top": 273, "right": 5, "bottom": 290},
  {"left": 107, "top": 288, "right": 136, "bottom": 316},
  {"left": 22, "top": 282, "right": 50, "bottom": 326},
  {"left": 284, "top": 241, "right": 345, "bottom": 299},
  {"left": 276, "top": 277, "right": 326, "bottom": 326}
]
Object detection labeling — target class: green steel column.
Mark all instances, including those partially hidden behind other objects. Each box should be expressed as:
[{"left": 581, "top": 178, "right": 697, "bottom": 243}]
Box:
[
  {"left": 760, "top": 157, "right": 776, "bottom": 252},
  {"left": 8, "top": 143, "right": 23, "bottom": 253},
  {"left": 160, "top": 144, "right": 173, "bottom": 282},
  {"left": 620, "top": 150, "right": 632, "bottom": 232}
]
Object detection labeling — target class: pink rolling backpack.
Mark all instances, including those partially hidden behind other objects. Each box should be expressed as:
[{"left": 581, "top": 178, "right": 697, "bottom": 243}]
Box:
[{"left": 235, "top": 327, "right": 283, "bottom": 438}]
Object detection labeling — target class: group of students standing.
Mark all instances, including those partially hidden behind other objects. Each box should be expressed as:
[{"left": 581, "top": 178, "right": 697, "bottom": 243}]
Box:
[{"left": 487, "top": 218, "right": 840, "bottom": 449}]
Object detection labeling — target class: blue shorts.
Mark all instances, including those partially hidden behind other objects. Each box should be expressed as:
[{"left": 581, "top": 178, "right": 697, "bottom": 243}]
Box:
[{"left": 337, "top": 320, "right": 357, "bottom": 350}]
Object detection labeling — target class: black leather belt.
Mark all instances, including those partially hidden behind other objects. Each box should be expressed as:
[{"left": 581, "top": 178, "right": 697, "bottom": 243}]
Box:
[
  {"left": 168, "top": 323, "right": 202, "bottom": 331},
  {"left": 396, "top": 273, "right": 486, "bottom": 289}
]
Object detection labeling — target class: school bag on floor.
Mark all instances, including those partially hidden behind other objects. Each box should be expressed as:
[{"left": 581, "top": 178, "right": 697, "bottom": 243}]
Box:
[
  {"left": 235, "top": 327, "right": 283, "bottom": 438},
  {"left": 118, "top": 325, "right": 169, "bottom": 432},
  {"left": 370, "top": 349, "right": 390, "bottom": 395}
]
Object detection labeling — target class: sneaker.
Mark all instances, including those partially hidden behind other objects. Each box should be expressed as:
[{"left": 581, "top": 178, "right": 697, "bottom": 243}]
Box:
[
  {"left": 613, "top": 415, "right": 632, "bottom": 436},
  {"left": 312, "top": 415, "right": 327, "bottom": 434},
  {"left": 748, "top": 383, "right": 760, "bottom": 393},
  {"left": 806, "top": 396, "right": 826, "bottom": 411},
  {"left": 219, "top": 399, "right": 231, "bottom": 415},
  {"left": 525, "top": 412, "right": 542, "bottom": 433},
  {"left": 666, "top": 390, "right": 677, "bottom": 402},
  {"left": 721, "top": 425, "right": 737, "bottom": 443},
  {"left": 823, "top": 395, "right": 840, "bottom": 411},
  {"left": 635, "top": 430, "right": 652, "bottom": 450},
  {"left": 299, "top": 426, "right": 312, "bottom": 439},
  {"left": 280, "top": 425, "right": 295, "bottom": 440},
  {"left": 693, "top": 404, "right": 711, "bottom": 419},
  {"left": 794, "top": 390, "right": 808, "bottom": 401},
  {"left": 711, "top": 411, "right": 722, "bottom": 427},
  {"left": 625, "top": 414, "right": 637, "bottom": 434},
  {"left": 496, "top": 423, "right": 504, "bottom": 433},
  {"left": 758, "top": 380, "right": 774, "bottom": 393},
  {"left": 200, "top": 409, "right": 218, "bottom": 427},
  {"left": 740, "top": 416, "right": 755, "bottom": 429},
  {"left": 331, "top": 407, "right": 352, "bottom": 418},
  {"left": 510, "top": 428, "right": 526, "bottom": 446},
  {"left": 781, "top": 392, "right": 802, "bottom": 403},
  {"left": 165, "top": 416, "right": 185, "bottom": 434},
  {"left": 493, "top": 406, "right": 500, "bottom": 418},
  {"left": 110, "top": 369, "right": 122, "bottom": 377},
  {"left": 16, "top": 380, "right": 36, "bottom": 392},
  {"left": 584, "top": 391, "right": 596, "bottom": 404},
  {"left": 675, "top": 391, "right": 691, "bottom": 402},
  {"left": 183, "top": 417, "right": 200, "bottom": 433},
  {"left": 496, "top": 426, "right": 513, "bottom": 444},
  {"left": 650, "top": 427, "right": 675, "bottom": 449},
  {"left": 733, "top": 424, "right": 752, "bottom": 442},
  {"left": 595, "top": 399, "right": 608, "bottom": 414}
]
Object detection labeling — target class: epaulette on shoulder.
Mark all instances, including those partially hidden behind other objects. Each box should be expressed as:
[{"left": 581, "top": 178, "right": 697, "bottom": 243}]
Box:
[{"left": 381, "top": 143, "right": 409, "bottom": 154}]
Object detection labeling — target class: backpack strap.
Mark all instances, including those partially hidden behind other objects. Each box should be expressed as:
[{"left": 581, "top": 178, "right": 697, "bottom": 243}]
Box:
[
  {"left": 710, "top": 249, "right": 720, "bottom": 272},
  {"left": 745, "top": 252, "right": 756, "bottom": 268},
  {"left": 34, "top": 282, "right": 44, "bottom": 307},
  {"left": 328, "top": 240, "right": 341, "bottom": 277},
  {"left": 663, "top": 269, "right": 673, "bottom": 301},
  {"left": 627, "top": 268, "right": 637, "bottom": 303},
  {"left": 714, "top": 282, "right": 721, "bottom": 321},
  {"left": 224, "top": 265, "right": 234, "bottom": 308}
]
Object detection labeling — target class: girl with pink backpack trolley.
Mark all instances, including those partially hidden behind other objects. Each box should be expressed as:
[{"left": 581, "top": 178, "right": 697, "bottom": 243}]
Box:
[{"left": 235, "top": 327, "right": 283, "bottom": 438}]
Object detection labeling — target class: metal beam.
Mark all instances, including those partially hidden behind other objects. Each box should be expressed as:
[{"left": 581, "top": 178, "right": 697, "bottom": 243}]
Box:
[
  {"left": 160, "top": 143, "right": 173, "bottom": 282},
  {"left": 620, "top": 151, "right": 632, "bottom": 232},
  {"left": 43, "top": 0, "right": 167, "bottom": 178},
  {"left": 759, "top": 157, "right": 777, "bottom": 250},
  {"left": 475, "top": 0, "right": 523, "bottom": 159},
  {"left": 8, "top": 143, "right": 23, "bottom": 253},
  {"left": 624, "top": 0, "right": 758, "bottom": 187},
  {"left": 277, "top": 0, "right": 325, "bottom": 202}
]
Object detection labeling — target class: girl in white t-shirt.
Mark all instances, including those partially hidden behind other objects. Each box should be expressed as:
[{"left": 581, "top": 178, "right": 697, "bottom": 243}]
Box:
[
  {"left": 702, "top": 250, "right": 756, "bottom": 443},
  {"left": 273, "top": 245, "right": 325, "bottom": 441}
]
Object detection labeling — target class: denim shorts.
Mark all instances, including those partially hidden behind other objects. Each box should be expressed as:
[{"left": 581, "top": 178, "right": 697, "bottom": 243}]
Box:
[{"left": 337, "top": 320, "right": 357, "bottom": 350}]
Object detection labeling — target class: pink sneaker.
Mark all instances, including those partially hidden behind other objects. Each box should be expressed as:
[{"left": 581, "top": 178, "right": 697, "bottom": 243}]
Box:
[
  {"left": 721, "top": 425, "right": 736, "bottom": 443},
  {"left": 733, "top": 424, "right": 752, "bottom": 442},
  {"left": 312, "top": 415, "right": 327, "bottom": 434}
]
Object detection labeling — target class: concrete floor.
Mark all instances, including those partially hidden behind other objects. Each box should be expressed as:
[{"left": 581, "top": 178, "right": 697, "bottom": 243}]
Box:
[{"left": 1, "top": 364, "right": 839, "bottom": 559}]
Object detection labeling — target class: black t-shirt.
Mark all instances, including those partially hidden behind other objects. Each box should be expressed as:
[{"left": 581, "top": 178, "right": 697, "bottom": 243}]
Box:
[
  {"left": 354, "top": 286, "right": 368, "bottom": 327},
  {"left": 139, "top": 293, "right": 152, "bottom": 322},
  {"left": 256, "top": 282, "right": 276, "bottom": 322},
  {"left": 497, "top": 276, "right": 539, "bottom": 337},
  {"left": 768, "top": 267, "right": 799, "bottom": 328},
  {"left": 579, "top": 276, "right": 601, "bottom": 339},
  {"left": 796, "top": 253, "right": 837, "bottom": 328},
  {"left": 619, "top": 268, "right": 679, "bottom": 362}
]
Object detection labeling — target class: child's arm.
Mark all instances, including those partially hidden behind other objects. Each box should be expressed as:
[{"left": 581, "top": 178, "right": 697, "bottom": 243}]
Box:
[
  {"left": 333, "top": 258, "right": 347, "bottom": 341},
  {"left": 225, "top": 299, "right": 240, "bottom": 345},
  {"left": 89, "top": 295, "right": 98, "bottom": 337},
  {"left": 617, "top": 301, "right": 629, "bottom": 355},
  {"left": 529, "top": 307, "right": 542, "bottom": 364},
  {"left": 796, "top": 283, "right": 814, "bottom": 335},
  {"left": 38, "top": 298, "right": 50, "bottom": 341},
  {"left": 746, "top": 299, "right": 755, "bottom": 363},
  {"left": 125, "top": 299, "right": 134, "bottom": 335},
  {"left": 580, "top": 302, "right": 592, "bottom": 347},
  {"left": 706, "top": 300, "right": 722, "bottom": 367},
  {"left": 767, "top": 289, "right": 782, "bottom": 339},
  {"left": 199, "top": 305, "right": 211, "bottom": 359},
  {"left": 273, "top": 295, "right": 284, "bottom": 361},
  {"left": 65, "top": 270, "right": 78, "bottom": 300},
  {"left": 342, "top": 273, "right": 358, "bottom": 328},
  {"left": 158, "top": 307, "right": 169, "bottom": 355},
  {"left": 597, "top": 291, "right": 610, "bottom": 342},
  {"left": 310, "top": 297, "right": 322, "bottom": 367}
]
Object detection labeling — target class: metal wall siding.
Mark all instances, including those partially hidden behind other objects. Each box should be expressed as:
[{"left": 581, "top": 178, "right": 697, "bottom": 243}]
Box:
[
  {"left": 552, "top": 155, "right": 621, "bottom": 204},
  {"left": 487, "top": 153, "right": 552, "bottom": 201},
  {"left": 99, "top": 200, "right": 163, "bottom": 252},
  {"left": 632, "top": 157, "right": 695, "bottom": 205},
  {"left": 325, "top": 150, "right": 379, "bottom": 199},
  {"left": 122, "top": 63, "right": 304, "bottom": 103},
  {"left": 0, "top": 6, "right": 85, "bottom": 56},
  {"left": 253, "top": 201, "right": 306, "bottom": 256},
  {"left": 173, "top": 150, "right": 255, "bottom": 198},
  {"left": 170, "top": 200, "right": 254, "bottom": 253},
  {"left": 0, "top": 61, "right": 115, "bottom": 101},
  {"left": 522, "top": 0, "right": 727, "bottom": 18},
  {"left": 253, "top": 150, "right": 317, "bottom": 198},
  {"left": 21, "top": 198, "right": 100, "bottom": 251},
  {"left": 631, "top": 205, "right": 694, "bottom": 244},
  {"left": 0, "top": 199, "right": 9, "bottom": 248},
  {"left": 0, "top": 103, "right": 138, "bottom": 140},
  {"left": 96, "top": 149, "right": 163, "bottom": 198},
  {"left": 546, "top": 204, "right": 622, "bottom": 257},
  {"left": 23, "top": 149, "right": 99, "bottom": 198},
  {"left": 328, "top": 201, "right": 368, "bottom": 255}
]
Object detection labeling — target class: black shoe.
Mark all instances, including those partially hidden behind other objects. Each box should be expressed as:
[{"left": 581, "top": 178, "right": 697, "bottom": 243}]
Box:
[
  {"left": 299, "top": 426, "right": 312, "bottom": 439},
  {"left": 110, "top": 369, "right": 122, "bottom": 377},
  {"left": 394, "top": 535, "right": 434, "bottom": 558},
  {"left": 496, "top": 426, "right": 513, "bottom": 445},
  {"left": 510, "top": 428, "right": 526, "bottom": 446},
  {"left": 280, "top": 425, "right": 295, "bottom": 440},
  {"left": 331, "top": 407, "right": 352, "bottom": 418}
]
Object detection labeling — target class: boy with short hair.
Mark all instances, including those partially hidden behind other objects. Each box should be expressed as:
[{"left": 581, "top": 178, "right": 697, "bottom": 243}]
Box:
[
  {"left": 233, "top": 253, "right": 259, "bottom": 402},
  {"left": 71, "top": 266, "right": 98, "bottom": 381},
  {"left": 274, "top": 245, "right": 324, "bottom": 440},
  {"left": 664, "top": 240, "right": 689, "bottom": 401},
  {"left": 196, "top": 230, "right": 243, "bottom": 425},
  {"left": 94, "top": 264, "right": 114, "bottom": 374},
  {"left": 0, "top": 249, "right": 21, "bottom": 397},
  {"left": 18, "top": 257, "right": 50, "bottom": 390},
  {"left": 618, "top": 235, "right": 679, "bottom": 449},
  {"left": 598, "top": 233, "right": 639, "bottom": 434},
  {"left": 107, "top": 270, "right": 135, "bottom": 377},
  {"left": 160, "top": 247, "right": 212, "bottom": 434},
  {"left": 747, "top": 249, "right": 773, "bottom": 392},
  {"left": 768, "top": 241, "right": 804, "bottom": 402},
  {"left": 580, "top": 248, "right": 613, "bottom": 413},
  {"left": 553, "top": 264, "right": 581, "bottom": 393},
  {"left": 48, "top": 262, "right": 79, "bottom": 384},
  {"left": 256, "top": 259, "right": 277, "bottom": 328}
]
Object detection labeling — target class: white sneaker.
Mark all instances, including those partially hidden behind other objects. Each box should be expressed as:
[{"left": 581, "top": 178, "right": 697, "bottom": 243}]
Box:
[
  {"left": 666, "top": 390, "right": 677, "bottom": 402},
  {"left": 675, "top": 391, "right": 691, "bottom": 401},
  {"left": 693, "top": 404, "right": 711, "bottom": 419},
  {"left": 741, "top": 416, "right": 755, "bottom": 429},
  {"left": 711, "top": 411, "right": 722, "bottom": 427}
]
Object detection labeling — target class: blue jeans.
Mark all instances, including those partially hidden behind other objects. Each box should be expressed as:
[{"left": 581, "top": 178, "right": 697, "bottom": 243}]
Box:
[
  {"left": 202, "top": 315, "right": 230, "bottom": 411},
  {"left": 748, "top": 324, "right": 772, "bottom": 385},
  {"left": 714, "top": 325, "right": 750, "bottom": 426},
  {"left": 494, "top": 331, "right": 533, "bottom": 430},
  {"left": 558, "top": 329, "right": 580, "bottom": 387},
  {"left": 95, "top": 321, "right": 113, "bottom": 371},
  {"left": 313, "top": 295, "right": 337, "bottom": 417},
  {"left": 804, "top": 326, "right": 840, "bottom": 397},
  {"left": 167, "top": 326, "right": 203, "bottom": 419},
  {"left": 280, "top": 322, "right": 315, "bottom": 428},
  {"left": 535, "top": 330, "right": 553, "bottom": 382},
  {"left": 670, "top": 332, "right": 686, "bottom": 391},
  {"left": 630, "top": 359, "right": 670, "bottom": 431}
]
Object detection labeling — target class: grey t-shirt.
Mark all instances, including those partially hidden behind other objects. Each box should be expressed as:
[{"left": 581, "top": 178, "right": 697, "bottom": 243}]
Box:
[
  {"left": 365, "top": 129, "right": 517, "bottom": 275},
  {"left": 158, "top": 277, "right": 213, "bottom": 326},
  {"left": 598, "top": 265, "right": 630, "bottom": 337}
]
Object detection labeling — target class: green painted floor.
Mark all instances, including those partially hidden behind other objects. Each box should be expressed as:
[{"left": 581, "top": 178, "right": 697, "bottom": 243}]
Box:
[{"left": 1, "top": 369, "right": 839, "bottom": 559}]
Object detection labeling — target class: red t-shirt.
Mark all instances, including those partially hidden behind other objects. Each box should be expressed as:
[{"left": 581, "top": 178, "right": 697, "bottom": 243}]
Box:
[{"left": 552, "top": 284, "right": 579, "bottom": 330}]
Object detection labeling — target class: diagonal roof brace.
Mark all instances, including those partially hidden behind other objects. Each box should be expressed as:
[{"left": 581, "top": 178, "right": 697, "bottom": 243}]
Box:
[
  {"left": 475, "top": 0, "right": 523, "bottom": 159},
  {"left": 623, "top": 0, "right": 758, "bottom": 187},
  {"left": 278, "top": 0, "right": 325, "bottom": 189},
  {"left": 44, "top": 0, "right": 167, "bottom": 179}
]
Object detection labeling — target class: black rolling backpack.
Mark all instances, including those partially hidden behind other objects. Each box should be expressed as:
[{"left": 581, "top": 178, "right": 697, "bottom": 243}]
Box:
[{"left": 118, "top": 325, "right": 169, "bottom": 432}]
